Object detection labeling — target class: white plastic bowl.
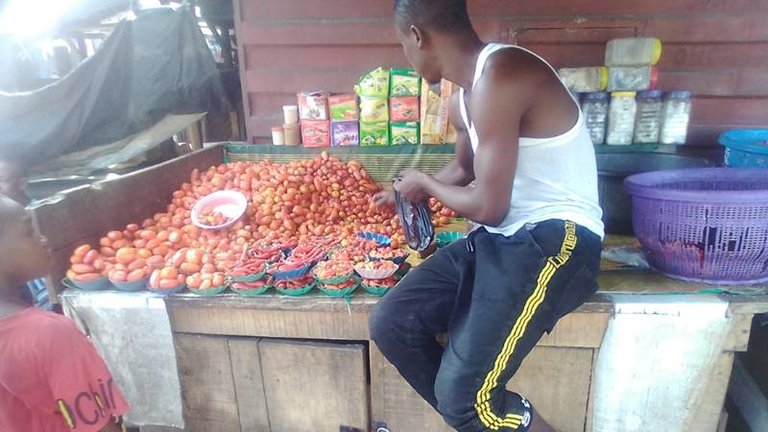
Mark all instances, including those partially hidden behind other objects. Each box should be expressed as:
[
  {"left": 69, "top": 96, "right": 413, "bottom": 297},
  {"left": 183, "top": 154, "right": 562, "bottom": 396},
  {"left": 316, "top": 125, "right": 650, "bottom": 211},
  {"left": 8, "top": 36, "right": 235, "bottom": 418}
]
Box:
[{"left": 191, "top": 190, "right": 248, "bottom": 230}]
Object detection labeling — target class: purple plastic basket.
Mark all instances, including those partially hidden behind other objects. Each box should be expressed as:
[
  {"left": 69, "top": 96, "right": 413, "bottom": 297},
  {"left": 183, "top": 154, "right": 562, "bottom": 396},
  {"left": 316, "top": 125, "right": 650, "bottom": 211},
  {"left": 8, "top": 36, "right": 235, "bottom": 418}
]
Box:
[{"left": 625, "top": 168, "right": 768, "bottom": 285}]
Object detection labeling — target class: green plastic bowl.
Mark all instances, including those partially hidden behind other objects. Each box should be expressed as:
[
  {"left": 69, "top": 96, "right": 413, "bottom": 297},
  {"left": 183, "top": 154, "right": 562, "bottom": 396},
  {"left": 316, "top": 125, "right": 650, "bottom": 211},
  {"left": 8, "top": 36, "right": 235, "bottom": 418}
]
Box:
[
  {"left": 190, "top": 286, "right": 228, "bottom": 296},
  {"left": 275, "top": 282, "right": 315, "bottom": 297},
  {"left": 318, "top": 277, "right": 361, "bottom": 298},
  {"left": 436, "top": 231, "right": 464, "bottom": 248},
  {"left": 233, "top": 286, "right": 271, "bottom": 297}
]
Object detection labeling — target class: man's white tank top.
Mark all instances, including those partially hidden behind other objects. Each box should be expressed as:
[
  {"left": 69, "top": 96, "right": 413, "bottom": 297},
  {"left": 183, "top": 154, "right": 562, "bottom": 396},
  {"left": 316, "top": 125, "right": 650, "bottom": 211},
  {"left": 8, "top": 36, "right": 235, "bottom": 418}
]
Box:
[{"left": 458, "top": 43, "right": 604, "bottom": 238}]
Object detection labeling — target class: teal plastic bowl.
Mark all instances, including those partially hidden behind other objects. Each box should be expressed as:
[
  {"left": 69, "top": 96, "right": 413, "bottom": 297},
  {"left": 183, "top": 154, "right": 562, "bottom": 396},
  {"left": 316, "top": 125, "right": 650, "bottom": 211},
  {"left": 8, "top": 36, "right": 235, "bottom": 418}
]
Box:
[
  {"left": 111, "top": 278, "right": 147, "bottom": 292},
  {"left": 190, "top": 286, "right": 228, "bottom": 296},
  {"left": 318, "top": 277, "right": 361, "bottom": 298},
  {"left": 64, "top": 277, "right": 112, "bottom": 291},
  {"left": 436, "top": 231, "right": 464, "bottom": 248}
]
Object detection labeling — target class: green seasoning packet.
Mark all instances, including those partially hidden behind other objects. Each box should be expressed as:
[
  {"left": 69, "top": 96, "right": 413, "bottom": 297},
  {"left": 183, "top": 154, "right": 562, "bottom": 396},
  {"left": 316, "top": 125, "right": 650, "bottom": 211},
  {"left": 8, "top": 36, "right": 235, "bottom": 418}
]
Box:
[
  {"left": 354, "top": 67, "right": 390, "bottom": 98},
  {"left": 390, "top": 122, "right": 420, "bottom": 145},
  {"left": 390, "top": 69, "right": 421, "bottom": 97},
  {"left": 360, "top": 122, "right": 390, "bottom": 146}
]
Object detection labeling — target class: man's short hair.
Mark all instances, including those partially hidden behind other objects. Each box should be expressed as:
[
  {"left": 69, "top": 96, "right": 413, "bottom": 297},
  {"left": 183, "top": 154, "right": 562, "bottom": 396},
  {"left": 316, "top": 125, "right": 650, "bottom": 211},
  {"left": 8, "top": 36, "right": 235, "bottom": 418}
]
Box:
[{"left": 394, "top": 0, "right": 473, "bottom": 33}]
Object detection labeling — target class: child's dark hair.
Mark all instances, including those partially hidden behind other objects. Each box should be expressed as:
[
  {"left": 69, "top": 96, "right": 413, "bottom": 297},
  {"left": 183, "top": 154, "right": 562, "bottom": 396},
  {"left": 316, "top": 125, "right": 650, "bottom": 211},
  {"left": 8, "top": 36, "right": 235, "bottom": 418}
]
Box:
[{"left": 394, "top": 0, "right": 473, "bottom": 33}]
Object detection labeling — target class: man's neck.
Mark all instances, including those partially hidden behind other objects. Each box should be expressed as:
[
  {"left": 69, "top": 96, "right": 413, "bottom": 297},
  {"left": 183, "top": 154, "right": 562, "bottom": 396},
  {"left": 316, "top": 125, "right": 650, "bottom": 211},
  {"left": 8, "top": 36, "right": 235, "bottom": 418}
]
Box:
[
  {"left": 0, "top": 276, "right": 31, "bottom": 319},
  {"left": 437, "top": 33, "right": 486, "bottom": 90}
]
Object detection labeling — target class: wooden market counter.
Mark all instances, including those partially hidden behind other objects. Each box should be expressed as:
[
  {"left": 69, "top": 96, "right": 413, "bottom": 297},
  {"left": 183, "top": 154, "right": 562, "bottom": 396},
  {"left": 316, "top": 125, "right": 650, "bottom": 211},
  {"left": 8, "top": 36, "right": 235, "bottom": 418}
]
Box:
[
  {"left": 34, "top": 145, "right": 768, "bottom": 431},
  {"left": 161, "top": 268, "right": 768, "bottom": 432}
]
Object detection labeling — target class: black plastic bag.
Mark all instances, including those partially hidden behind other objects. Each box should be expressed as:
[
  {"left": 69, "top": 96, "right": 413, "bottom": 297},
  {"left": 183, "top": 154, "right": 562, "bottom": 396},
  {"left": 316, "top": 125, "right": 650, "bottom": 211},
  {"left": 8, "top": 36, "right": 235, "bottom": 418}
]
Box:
[{"left": 394, "top": 182, "right": 435, "bottom": 252}]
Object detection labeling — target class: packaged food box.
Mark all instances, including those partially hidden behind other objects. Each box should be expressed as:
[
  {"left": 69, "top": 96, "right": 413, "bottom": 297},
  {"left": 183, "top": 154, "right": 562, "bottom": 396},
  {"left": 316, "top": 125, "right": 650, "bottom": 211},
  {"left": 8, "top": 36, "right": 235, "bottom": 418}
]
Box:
[
  {"left": 331, "top": 121, "right": 360, "bottom": 146},
  {"left": 390, "top": 69, "right": 421, "bottom": 96},
  {"left": 300, "top": 120, "right": 330, "bottom": 147},
  {"left": 354, "top": 67, "right": 390, "bottom": 98},
  {"left": 297, "top": 92, "right": 330, "bottom": 120},
  {"left": 360, "top": 122, "right": 389, "bottom": 146},
  {"left": 420, "top": 79, "right": 458, "bottom": 144},
  {"left": 390, "top": 122, "right": 420, "bottom": 145},
  {"left": 390, "top": 96, "right": 420, "bottom": 122},
  {"left": 328, "top": 94, "right": 359, "bottom": 121},
  {"left": 359, "top": 96, "right": 389, "bottom": 123}
]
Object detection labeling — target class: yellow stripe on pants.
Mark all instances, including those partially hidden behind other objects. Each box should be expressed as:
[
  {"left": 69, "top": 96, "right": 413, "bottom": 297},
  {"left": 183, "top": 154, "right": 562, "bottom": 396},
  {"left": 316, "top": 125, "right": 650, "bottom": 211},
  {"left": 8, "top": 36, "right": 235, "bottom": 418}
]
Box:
[{"left": 474, "top": 222, "right": 578, "bottom": 430}]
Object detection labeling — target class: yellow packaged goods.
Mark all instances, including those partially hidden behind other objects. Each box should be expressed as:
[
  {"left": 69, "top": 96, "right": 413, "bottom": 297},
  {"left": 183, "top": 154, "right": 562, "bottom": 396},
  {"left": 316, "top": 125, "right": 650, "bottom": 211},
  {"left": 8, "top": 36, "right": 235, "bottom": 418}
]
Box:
[
  {"left": 354, "top": 67, "right": 390, "bottom": 98},
  {"left": 359, "top": 96, "right": 389, "bottom": 123},
  {"left": 420, "top": 79, "right": 458, "bottom": 144},
  {"left": 360, "top": 122, "right": 389, "bottom": 146},
  {"left": 328, "top": 94, "right": 359, "bottom": 121},
  {"left": 297, "top": 92, "right": 330, "bottom": 120},
  {"left": 390, "top": 69, "right": 421, "bottom": 96},
  {"left": 390, "top": 122, "right": 420, "bottom": 145}
]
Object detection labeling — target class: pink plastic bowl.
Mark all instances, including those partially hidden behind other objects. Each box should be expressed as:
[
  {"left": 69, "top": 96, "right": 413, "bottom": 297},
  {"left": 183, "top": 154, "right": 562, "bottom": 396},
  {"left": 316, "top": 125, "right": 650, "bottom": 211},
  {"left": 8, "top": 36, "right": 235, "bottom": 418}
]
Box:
[{"left": 191, "top": 190, "right": 248, "bottom": 230}]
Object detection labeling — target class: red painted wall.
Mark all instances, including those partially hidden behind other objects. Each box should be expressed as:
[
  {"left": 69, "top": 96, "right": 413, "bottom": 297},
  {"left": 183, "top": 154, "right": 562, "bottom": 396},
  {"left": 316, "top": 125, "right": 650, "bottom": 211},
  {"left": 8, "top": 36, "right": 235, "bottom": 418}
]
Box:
[{"left": 235, "top": 0, "right": 768, "bottom": 145}]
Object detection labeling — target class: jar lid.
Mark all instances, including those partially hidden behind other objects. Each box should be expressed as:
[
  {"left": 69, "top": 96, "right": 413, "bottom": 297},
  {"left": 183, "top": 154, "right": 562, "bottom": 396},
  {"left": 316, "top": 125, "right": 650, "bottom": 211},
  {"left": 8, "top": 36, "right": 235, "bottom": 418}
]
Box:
[
  {"left": 651, "top": 38, "right": 663, "bottom": 65},
  {"left": 584, "top": 92, "right": 609, "bottom": 100},
  {"left": 598, "top": 66, "right": 609, "bottom": 91},
  {"left": 283, "top": 105, "right": 299, "bottom": 111},
  {"left": 666, "top": 91, "right": 692, "bottom": 99},
  {"left": 612, "top": 91, "right": 637, "bottom": 97},
  {"left": 637, "top": 90, "right": 662, "bottom": 99},
  {"left": 271, "top": 126, "right": 284, "bottom": 132}
]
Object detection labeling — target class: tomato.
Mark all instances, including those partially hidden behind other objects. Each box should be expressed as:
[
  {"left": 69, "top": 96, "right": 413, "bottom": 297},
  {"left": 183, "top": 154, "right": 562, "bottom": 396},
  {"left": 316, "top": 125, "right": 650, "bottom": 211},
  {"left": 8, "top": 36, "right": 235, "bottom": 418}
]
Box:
[
  {"left": 180, "top": 262, "right": 201, "bottom": 274},
  {"left": 100, "top": 247, "right": 116, "bottom": 257},
  {"left": 73, "top": 272, "right": 102, "bottom": 282},
  {"left": 74, "top": 244, "right": 91, "bottom": 257},
  {"left": 160, "top": 267, "right": 178, "bottom": 280},
  {"left": 126, "top": 269, "right": 146, "bottom": 282},
  {"left": 171, "top": 248, "right": 188, "bottom": 268},
  {"left": 109, "top": 270, "right": 128, "bottom": 282},
  {"left": 139, "top": 230, "right": 157, "bottom": 241},
  {"left": 106, "top": 231, "right": 124, "bottom": 241},
  {"left": 149, "top": 269, "right": 162, "bottom": 289},
  {"left": 71, "top": 263, "right": 95, "bottom": 274},
  {"left": 115, "top": 248, "right": 137, "bottom": 265},
  {"left": 159, "top": 279, "right": 180, "bottom": 290}
]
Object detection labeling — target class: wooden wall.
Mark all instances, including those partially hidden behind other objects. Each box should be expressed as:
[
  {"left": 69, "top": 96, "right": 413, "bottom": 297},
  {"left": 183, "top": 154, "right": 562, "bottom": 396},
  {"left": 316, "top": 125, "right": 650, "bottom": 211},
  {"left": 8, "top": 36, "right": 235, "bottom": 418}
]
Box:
[{"left": 235, "top": 0, "right": 768, "bottom": 145}]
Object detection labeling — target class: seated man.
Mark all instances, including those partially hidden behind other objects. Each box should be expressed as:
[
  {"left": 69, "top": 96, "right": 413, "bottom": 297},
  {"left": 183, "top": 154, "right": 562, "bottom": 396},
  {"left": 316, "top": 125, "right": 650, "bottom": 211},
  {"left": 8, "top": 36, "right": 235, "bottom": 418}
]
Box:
[{"left": 0, "top": 195, "right": 129, "bottom": 431}]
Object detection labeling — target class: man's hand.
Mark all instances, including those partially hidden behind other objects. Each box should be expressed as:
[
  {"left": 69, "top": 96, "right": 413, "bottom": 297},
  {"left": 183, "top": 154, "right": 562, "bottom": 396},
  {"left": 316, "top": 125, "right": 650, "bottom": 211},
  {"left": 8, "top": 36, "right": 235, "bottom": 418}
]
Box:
[
  {"left": 394, "top": 169, "right": 430, "bottom": 202},
  {"left": 372, "top": 190, "right": 396, "bottom": 209}
]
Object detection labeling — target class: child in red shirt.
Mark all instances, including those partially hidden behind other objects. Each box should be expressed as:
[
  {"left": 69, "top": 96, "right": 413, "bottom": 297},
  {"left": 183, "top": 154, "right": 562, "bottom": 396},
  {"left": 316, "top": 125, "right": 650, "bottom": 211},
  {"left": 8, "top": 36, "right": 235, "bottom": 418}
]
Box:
[{"left": 0, "top": 196, "right": 129, "bottom": 431}]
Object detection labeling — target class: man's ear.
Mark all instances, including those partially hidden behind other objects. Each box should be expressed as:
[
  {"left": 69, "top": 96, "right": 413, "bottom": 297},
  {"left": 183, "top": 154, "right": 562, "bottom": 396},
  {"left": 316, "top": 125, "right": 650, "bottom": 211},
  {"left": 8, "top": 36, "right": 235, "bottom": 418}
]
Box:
[{"left": 410, "top": 25, "right": 424, "bottom": 48}]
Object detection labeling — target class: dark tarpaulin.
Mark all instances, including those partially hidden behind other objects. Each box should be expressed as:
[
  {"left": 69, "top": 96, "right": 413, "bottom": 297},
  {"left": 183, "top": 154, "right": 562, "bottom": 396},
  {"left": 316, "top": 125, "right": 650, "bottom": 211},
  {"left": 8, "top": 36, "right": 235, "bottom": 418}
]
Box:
[{"left": 0, "top": 8, "right": 227, "bottom": 165}]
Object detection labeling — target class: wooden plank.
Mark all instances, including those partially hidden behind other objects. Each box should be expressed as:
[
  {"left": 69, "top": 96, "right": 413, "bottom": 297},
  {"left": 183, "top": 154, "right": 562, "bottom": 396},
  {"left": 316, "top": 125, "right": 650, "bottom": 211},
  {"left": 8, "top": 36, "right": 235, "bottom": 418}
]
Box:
[
  {"left": 228, "top": 338, "right": 270, "bottom": 432},
  {"left": 169, "top": 305, "right": 371, "bottom": 340},
  {"left": 369, "top": 342, "right": 452, "bottom": 432},
  {"left": 244, "top": 45, "right": 406, "bottom": 71},
  {"left": 685, "top": 352, "right": 735, "bottom": 432},
  {"left": 537, "top": 312, "right": 610, "bottom": 349},
  {"left": 31, "top": 146, "right": 223, "bottom": 251},
  {"left": 585, "top": 349, "right": 599, "bottom": 432},
  {"left": 238, "top": 0, "right": 767, "bottom": 21},
  {"left": 173, "top": 334, "right": 241, "bottom": 432},
  {"left": 691, "top": 97, "right": 768, "bottom": 126},
  {"left": 723, "top": 313, "right": 753, "bottom": 352},
  {"left": 258, "top": 339, "right": 369, "bottom": 431},
  {"left": 507, "top": 347, "right": 595, "bottom": 432},
  {"left": 660, "top": 68, "right": 768, "bottom": 98}
]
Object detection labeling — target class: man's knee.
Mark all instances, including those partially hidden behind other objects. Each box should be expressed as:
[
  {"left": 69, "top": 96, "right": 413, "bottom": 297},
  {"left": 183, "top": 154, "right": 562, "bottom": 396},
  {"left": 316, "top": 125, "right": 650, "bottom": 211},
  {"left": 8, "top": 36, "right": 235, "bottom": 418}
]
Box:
[{"left": 435, "top": 369, "right": 534, "bottom": 431}]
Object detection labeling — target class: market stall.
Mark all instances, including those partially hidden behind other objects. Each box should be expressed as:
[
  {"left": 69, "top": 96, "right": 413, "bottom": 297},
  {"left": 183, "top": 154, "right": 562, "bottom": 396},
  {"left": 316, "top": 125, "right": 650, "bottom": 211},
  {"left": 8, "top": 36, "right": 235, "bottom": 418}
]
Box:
[{"left": 40, "top": 143, "right": 768, "bottom": 432}]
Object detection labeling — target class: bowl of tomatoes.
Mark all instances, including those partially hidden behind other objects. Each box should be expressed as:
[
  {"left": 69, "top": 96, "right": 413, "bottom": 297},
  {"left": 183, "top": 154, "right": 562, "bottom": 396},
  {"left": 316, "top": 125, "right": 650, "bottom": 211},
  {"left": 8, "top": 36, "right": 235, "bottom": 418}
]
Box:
[
  {"left": 227, "top": 259, "right": 268, "bottom": 283},
  {"left": 191, "top": 190, "right": 247, "bottom": 231},
  {"left": 187, "top": 272, "right": 228, "bottom": 296},
  {"left": 362, "top": 276, "right": 399, "bottom": 297},
  {"left": 312, "top": 260, "right": 355, "bottom": 285},
  {"left": 275, "top": 275, "right": 315, "bottom": 296},
  {"left": 148, "top": 267, "right": 187, "bottom": 295},
  {"left": 317, "top": 275, "right": 361, "bottom": 298},
  {"left": 354, "top": 260, "right": 398, "bottom": 280},
  {"left": 232, "top": 275, "right": 274, "bottom": 297}
]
